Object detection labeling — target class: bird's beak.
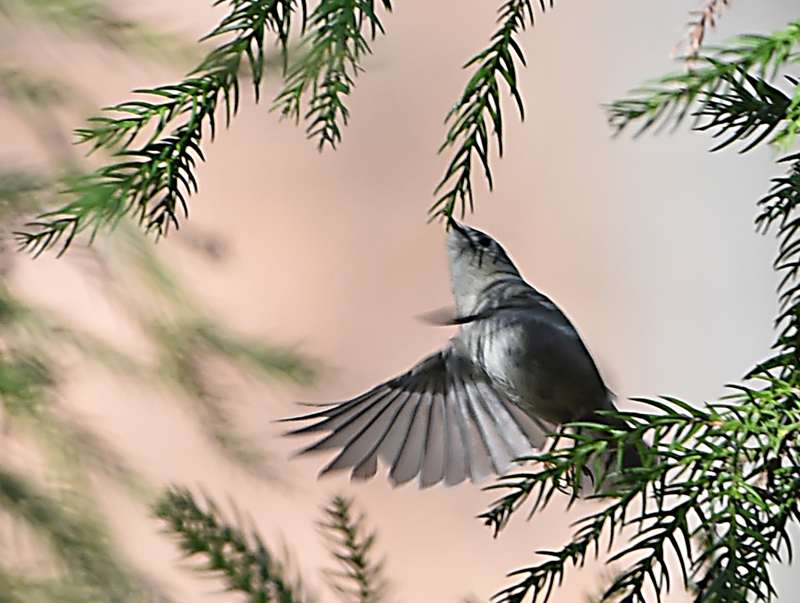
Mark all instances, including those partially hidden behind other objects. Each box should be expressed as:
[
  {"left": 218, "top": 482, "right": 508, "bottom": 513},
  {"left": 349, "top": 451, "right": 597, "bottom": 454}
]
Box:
[{"left": 448, "top": 217, "right": 469, "bottom": 238}]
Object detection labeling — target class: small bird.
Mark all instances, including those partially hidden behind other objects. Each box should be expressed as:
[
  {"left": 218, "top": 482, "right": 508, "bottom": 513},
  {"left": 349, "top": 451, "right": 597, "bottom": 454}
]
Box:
[{"left": 283, "top": 219, "right": 639, "bottom": 488}]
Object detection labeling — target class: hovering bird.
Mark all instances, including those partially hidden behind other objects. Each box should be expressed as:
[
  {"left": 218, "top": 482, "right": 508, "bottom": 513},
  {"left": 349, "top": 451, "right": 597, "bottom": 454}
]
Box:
[{"left": 283, "top": 219, "right": 639, "bottom": 488}]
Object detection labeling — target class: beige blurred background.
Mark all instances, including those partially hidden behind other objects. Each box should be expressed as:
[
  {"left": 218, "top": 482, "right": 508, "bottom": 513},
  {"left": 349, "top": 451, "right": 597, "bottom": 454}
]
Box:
[{"left": 10, "top": 0, "right": 800, "bottom": 601}]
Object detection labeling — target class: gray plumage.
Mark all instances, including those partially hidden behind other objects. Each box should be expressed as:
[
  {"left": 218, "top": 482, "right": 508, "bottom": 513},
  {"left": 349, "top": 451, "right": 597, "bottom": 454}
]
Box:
[{"left": 282, "top": 219, "right": 639, "bottom": 488}]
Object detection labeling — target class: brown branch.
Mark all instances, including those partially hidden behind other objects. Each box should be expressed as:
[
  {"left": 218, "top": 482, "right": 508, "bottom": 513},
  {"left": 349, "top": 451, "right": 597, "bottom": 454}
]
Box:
[{"left": 673, "top": 0, "right": 731, "bottom": 59}]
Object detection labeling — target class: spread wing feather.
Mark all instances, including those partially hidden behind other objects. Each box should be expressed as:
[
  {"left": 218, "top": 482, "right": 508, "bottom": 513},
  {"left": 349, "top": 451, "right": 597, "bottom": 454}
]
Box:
[
  {"left": 282, "top": 348, "right": 551, "bottom": 487},
  {"left": 450, "top": 368, "right": 494, "bottom": 482},
  {"left": 419, "top": 386, "right": 447, "bottom": 487}
]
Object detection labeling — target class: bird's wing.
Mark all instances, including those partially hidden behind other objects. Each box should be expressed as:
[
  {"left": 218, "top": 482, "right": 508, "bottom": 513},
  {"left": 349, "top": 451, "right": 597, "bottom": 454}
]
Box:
[
  {"left": 281, "top": 348, "right": 552, "bottom": 488},
  {"left": 416, "top": 305, "right": 460, "bottom": 326}
]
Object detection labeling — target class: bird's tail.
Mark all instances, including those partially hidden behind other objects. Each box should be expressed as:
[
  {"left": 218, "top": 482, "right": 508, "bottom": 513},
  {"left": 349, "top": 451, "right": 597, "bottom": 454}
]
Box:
[
  {"left": 590, "top": 410, "right": 642, "bottom": 468},
  {"left": 577, "top": 410, "right": 642, "bottom": 494}
]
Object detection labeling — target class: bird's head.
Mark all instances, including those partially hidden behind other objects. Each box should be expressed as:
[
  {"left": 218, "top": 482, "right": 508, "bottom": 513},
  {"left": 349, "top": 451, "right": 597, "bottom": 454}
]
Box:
[{"left": 446, "top": 219, "right": 521, "bottom": 315}]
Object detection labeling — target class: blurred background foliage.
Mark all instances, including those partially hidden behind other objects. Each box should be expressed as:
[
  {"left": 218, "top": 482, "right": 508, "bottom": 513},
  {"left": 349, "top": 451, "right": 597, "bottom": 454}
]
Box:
[
  {"left": 3, "top": 1, "right": 800, "bottom": 603},
  {"left": 0, "top": 1, "right": 314, "bottom": 602},
  {"left": 123, "top": 2, "right": 800, "bottom": 602},
  {"left": 153, "top": 488, "right": 389, "bottom": 603}
]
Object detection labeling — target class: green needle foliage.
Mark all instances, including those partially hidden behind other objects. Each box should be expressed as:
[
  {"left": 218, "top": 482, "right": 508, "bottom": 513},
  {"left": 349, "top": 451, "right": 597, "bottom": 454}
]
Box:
[
  {"left": 759, "top": 153, "right": 800, "bottom": 374},
  {"left": 0, "top": 2, "right": 317, "bottom": 602},
  {"left": 319, "top": 496, "right": 387, "bottom": 603},
  {"left": 606, "top": 20, "right": 800, "bottom": 143},
  {"left": 14, "top": 3, "right": 800, "bottom": 602},
  {"left": 475, "top": 10, "right": 800, "bottom": 603},
  {"left": 432, "top": 0, "right": 551, "bottom": 221},
  {"left": 155, "top": 488, "right": 389, "bottom": 603},
  {"left": 0, "top": 468, "right": 129, "bottom": 598},
  {"left": 16, "top": 0, "right": 545, "bottom": 253},
  {"left": 481, "top": 389, "right": 800, "bottom": 603},
  {"left": 0, "top": 0, "right": 191, "bottom": 58},
  {"left": 273, "top": 0, "right": 391, "bottom": 149},
  {"left": 17, "top": 0, "right": 392, "bottom": 255},
  {"left": 154, "top": 487, "right": 310, "bottom": 603},
  {"left": 17, "top": 0, "right": 296, "bottom": 254}
]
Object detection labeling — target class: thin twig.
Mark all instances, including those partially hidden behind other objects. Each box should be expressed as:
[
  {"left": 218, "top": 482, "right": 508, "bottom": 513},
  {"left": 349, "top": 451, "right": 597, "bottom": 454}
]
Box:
[{"left": 673, "top": 0, "right": 731, "bottom": 59}]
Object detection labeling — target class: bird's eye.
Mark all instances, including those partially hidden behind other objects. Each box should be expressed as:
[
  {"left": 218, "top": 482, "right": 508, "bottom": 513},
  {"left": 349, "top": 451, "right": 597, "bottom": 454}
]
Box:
[{"left": 476, "top": 234, "right": 492, "bottom": 248}]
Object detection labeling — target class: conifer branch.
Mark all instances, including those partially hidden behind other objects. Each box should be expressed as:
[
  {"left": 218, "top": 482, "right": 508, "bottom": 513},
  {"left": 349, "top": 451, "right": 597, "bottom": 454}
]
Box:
[
  {"left": 273, "top": 0, "right": 392, "bottom": 149},
  {"left": 483, "top": 53, "right": 800, "bottom": 592},
  {"left": 755, "top": 154, "right": 800, "bottom": 375},
  {"left": 0, "top": 468, "right": 135, "bottom": 600},
  {"left": 156, "top": 489, "right": 391, "bottom": 603},
  {"left": 154, "top": 486, "right": 310, "bottom": 603},
  {"left": 607, "top": 20, "right": 800, "bottom": 137},
  {"left": 431, "top": 0, "right": 552, "bottom": 221},
  {"left": 16, "top": 0, "right": 300, "bottom": 256},
  {"left": 692, "top": 71, "right": 795, "bottom": 152},
  {"left": 483, "top": 391, "right": 800, "bottom": 603},
  {"left": 320, "top": 496, "right": 387, "bottom": 603},
  {"left": 0, "top": 0, "right": 188, "bottom": 59},
  {"left": 15, "top": 0, "right": 395, "bottom": 255}
]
